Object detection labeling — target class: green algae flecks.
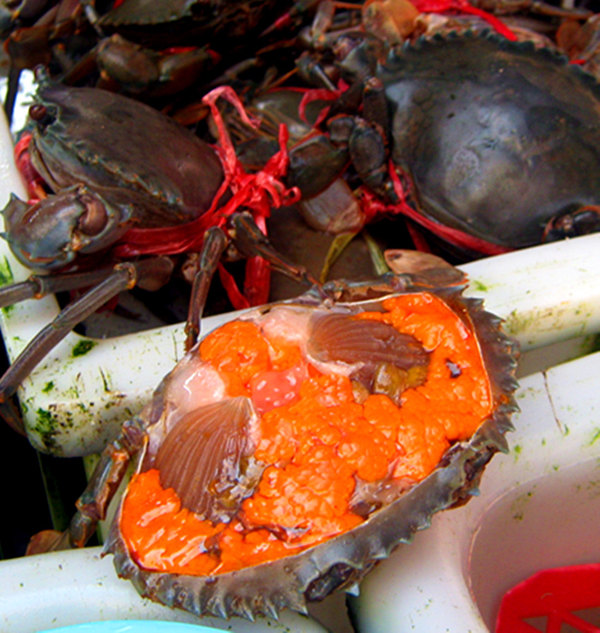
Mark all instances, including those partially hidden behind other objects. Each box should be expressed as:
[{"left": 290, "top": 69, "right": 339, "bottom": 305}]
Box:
[
  {"left": 0, "top": 256, "right": 15, "bottom": 315},
  {"left": 469, "top": 279, "right": 489, "bottom": 293},
  {"left": 33, "top": 407, "right": 59, "bottom": 452},
  {"left": 589, "top": 428, "right": 600, "bottom": 446},
  {"left": 512, "top": 489, "right": 534, "bottom": 521},
  {"left": 99, "top": 367, "right": 111, "bottom": 392},
  {"left": 35, "top": 407, "right": 54, "bottom": 431},
  {"left": 42, "top": 381, "right": 54, "bottom": 393},
  {"left": 503, "top": 309, "right": 536, "bottom": 336},
  {"left": 513, "top": 444, "right": 522, "bottom": 461},
  {"left": 0, "top": 256, "right": 14, "bottom": 287},
  {"left": 72, "top": 339, "right": 96, "bottom": 357}
]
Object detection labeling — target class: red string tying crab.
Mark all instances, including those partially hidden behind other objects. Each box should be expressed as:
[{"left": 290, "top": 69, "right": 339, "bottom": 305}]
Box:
[
  {"left": 111, "top": 85, "right": 301, "bottom": 308},
  {"left": 262, "top": 6, "right": 600, "bottom": 260}
]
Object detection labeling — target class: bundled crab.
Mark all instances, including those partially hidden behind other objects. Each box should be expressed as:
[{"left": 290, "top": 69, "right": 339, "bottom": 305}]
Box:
[{"left": 223, "top": 0, "right": 600, "bottom": 261}]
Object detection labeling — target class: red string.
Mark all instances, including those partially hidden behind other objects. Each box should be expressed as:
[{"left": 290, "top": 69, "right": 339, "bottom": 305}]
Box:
[
  {"left": 298, "top": 80, "right": 348, "bottom": 126},
  {"left": 358, "top": 161, "right": 512, "bottom": 256},
  {"left": 217, "top": 263, "right": 250, "bottom": 310},
  {"left": 14, "top": 132, "right": 45, "bottom": 203},
  {"left": 114, "top": 86, "right": 300, "bottom": 308},
  {"left": 413, "top": 0, "right": 518, "bottom": 41}
]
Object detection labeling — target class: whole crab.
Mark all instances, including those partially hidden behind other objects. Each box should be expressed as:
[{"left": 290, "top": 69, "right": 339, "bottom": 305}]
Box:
[
  {"left": 379, "top": 32, "right": 600, "bottom": 252},
  {"left": 30, "top": 263, "right": 519, "bottom": 620},
  {"left": 0, "top": 75, "right": 304, "bottom": 435},
  {"left": 274, "top": 23, "right": 600, "bottom": 256}
]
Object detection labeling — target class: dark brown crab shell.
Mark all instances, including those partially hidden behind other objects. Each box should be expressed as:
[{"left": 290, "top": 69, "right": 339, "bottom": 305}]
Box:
[
  {"left": 97, "top": 0, "right": 282, "bottom": 49},
  {"left": 30, "top": 81, "right": 223, "bottom": 223},
  {"left": 3, "top": 80, "right": 225, "bottom": 272},
  {"left": 105, "top": 269, "right": 519, "bottom": 620},
  {"left": 379, "top": 30, "right": 600, "bottom": 250}
]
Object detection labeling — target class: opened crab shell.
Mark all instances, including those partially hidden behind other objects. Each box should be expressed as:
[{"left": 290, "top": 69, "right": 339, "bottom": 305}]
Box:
[{"left": 105, "top": 268, "right": 519, "bottom": 620}]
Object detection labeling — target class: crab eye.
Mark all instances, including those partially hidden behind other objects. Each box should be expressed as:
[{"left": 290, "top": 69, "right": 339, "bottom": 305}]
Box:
[
  {"left": 28, "top": 104, "right": 54, "bottom": 126},
  {"left": 28, "top": 104, "right": 46, "bottom": 120},
  {"left": 78, "top": 195, "right": 108, "bottom": 235}
]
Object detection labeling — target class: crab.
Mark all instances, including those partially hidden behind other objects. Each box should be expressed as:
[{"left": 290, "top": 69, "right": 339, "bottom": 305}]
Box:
[
  {"left": 29, "top": 261, "right": 519, "bottom": 620},
  {"left": 369, "top": 31, "right": 600, "bottom": 253},
  {"left": 270, "top": 15, "right": 600, "bottom": 257},
  {"left": 0, "top": 74, "right": 306, "bottom": 435},
  {"left": 1, "top": 0, "right": 303, "bottom": 120}
]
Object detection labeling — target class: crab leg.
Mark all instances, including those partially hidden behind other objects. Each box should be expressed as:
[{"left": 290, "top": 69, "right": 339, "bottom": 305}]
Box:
[
  {"left": 0, "top": 257, "right": 172, "bottom": 435},
  {"left": 69, "top": 417, "right": 144, "bottom": 548},
  {"left": 185, "top": 219, "right": 323, "bottom": 351},
  {"left": 28, "top": 416, "right": 145, "bottom": 554},
  {"left": 3, "top": 65, "right": 21, "bottom": 124},
  {"left": 185, "top": 227, "right": 229, "bottom": 351},
  {"left": 0, "top": 268, "right": 116, "bottom": 308}
]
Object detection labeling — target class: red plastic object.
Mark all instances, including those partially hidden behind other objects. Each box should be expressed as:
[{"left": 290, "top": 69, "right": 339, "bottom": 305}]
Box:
[{"left": 495, "top": 563, "right": 600, "bottom": 633}]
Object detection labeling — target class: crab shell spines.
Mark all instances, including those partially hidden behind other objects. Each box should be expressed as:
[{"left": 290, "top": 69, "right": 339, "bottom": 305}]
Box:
[{"left": 105, "top": 271, "right": 519, "bottom": 619}]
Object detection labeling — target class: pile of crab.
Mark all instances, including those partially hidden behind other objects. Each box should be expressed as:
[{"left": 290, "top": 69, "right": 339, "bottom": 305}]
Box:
[{"left": 0, "top": 0, "right": 599, "bottom": 621}]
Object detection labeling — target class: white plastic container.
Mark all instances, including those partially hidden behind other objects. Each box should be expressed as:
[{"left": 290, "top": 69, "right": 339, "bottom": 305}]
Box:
[{"left": 0, "top": 547, "right": 328, "bottom": 633}]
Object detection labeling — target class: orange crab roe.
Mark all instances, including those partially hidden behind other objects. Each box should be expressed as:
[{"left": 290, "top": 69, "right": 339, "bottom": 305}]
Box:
[{"left": 121, "top": 293, "right": 493, "bottom": 576}]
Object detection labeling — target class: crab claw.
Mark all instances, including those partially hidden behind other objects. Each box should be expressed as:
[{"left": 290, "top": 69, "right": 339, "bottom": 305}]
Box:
[
  {"left": 2, "top": 185, "right": 128, "bottom": 270},
  {"left": 26, "top": 529, "right": 69, "bottom": 555},
  {"left": 542, "top": 205, "right": 600, "bottom": 242},
  {"left": 287, "top": 133, "right": 348, "bottom": 199}
]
